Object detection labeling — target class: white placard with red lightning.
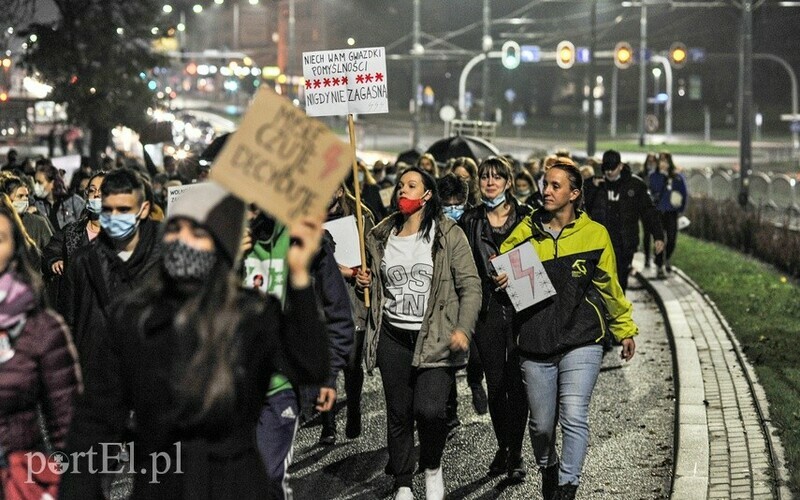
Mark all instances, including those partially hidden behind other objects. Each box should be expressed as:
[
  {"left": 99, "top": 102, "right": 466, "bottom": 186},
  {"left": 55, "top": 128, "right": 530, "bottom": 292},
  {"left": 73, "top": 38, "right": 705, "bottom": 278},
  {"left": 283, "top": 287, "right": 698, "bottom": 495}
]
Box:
[
  {"left": 490, "top": 243, "right": 556, "bottom": 312},
  {"left": 302, "top": 47, "right": 388, "bottom": 116}
]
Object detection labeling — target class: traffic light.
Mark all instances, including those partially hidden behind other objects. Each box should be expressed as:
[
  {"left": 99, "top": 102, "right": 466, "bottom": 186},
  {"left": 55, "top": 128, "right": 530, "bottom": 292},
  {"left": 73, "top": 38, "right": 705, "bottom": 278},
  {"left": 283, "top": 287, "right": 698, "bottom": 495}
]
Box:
[
  {"left": 501, "top": 41, "right": 521, "bottom": 70},
  {"left": 669, "top": 42, "right": 687, "bottom": 69},
  {"left": 614, "top": 41, "right": 633, "bottom": 70},
  {"left": 556, "top": 41, "right": 575, "bottom": 69}
]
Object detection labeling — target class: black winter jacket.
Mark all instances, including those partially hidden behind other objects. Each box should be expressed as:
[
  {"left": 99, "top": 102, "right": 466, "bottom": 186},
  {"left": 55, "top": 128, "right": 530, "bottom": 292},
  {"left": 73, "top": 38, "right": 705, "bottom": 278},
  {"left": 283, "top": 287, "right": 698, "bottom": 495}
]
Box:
[
  {"left": 459, "top": 197, "right": 532, "bottom": 314},
  {"left": 60, "top": 285, "right": 329, "bottom": 500},
  {"left": 583, "top": 167, "right": 662, "bottom": 256},
  {"left": 61, "top": 219, "right": 162, "bottom": 379}
]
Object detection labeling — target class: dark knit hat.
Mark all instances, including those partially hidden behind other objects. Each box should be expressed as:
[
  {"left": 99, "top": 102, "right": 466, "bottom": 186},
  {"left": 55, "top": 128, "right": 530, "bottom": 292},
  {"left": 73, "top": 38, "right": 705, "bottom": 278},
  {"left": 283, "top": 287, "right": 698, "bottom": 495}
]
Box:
[
  {"left": 168, "top": 181, "right": 245, "bottom": 265},
  {"left": 601, "top": 149, "right": 622, "bottom": 172}
]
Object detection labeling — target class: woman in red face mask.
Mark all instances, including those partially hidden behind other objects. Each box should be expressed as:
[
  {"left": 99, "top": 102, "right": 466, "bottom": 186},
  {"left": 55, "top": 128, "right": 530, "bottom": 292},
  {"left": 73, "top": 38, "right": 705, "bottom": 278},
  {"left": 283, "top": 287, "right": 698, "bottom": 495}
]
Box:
[{"left": 355, "top": 166, "right": 481, "bottom": 500}]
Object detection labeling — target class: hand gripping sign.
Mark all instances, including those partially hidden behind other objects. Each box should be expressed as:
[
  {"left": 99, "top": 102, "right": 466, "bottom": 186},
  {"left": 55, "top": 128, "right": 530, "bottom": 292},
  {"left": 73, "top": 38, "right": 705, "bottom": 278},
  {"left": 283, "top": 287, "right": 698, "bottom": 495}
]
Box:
[{"left": 209, "top": 86, "right": 352, "bottom": 226}]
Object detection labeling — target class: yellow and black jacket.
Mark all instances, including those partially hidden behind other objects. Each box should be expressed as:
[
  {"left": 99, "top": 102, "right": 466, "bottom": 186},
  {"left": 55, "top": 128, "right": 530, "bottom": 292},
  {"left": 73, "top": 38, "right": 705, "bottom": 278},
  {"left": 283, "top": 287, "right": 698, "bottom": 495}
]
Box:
[{"left": 500, "top": 210, "right": 637, "bottom": 358}]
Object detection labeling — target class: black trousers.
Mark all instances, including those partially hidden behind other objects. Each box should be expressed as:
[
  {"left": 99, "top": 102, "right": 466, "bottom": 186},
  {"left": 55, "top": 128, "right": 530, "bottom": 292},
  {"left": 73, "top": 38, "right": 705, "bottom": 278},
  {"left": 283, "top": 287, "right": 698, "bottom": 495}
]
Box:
[
  {"left": 377, "top": 324, "right": 455, "bottom": 489},
  {"left": 655, "top": 211, "right": 679, "bottom": 266},
  {"left": 614, "top": 247, "right": 636, "bottom": 292},
  {"left": 472, "top": 297, "right": 528, "bottom": 457}
]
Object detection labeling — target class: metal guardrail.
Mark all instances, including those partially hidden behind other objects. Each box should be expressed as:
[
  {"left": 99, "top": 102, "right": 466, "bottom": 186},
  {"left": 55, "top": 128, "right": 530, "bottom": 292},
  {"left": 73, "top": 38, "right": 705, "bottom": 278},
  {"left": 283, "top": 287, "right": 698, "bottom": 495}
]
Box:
[{"left": 688, "top": 170, "right": 799, "bottom": 213}]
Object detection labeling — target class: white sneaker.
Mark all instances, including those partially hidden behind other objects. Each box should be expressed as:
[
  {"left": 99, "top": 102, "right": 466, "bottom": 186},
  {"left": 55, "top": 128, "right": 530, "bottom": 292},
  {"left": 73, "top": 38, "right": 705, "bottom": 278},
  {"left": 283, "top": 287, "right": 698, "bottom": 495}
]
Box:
[
  {"left": 394, "top": 486, "right": 414, "bottom": 500},
  {"left": 424, "top": 467, "right": 444, "bottom": 500}
]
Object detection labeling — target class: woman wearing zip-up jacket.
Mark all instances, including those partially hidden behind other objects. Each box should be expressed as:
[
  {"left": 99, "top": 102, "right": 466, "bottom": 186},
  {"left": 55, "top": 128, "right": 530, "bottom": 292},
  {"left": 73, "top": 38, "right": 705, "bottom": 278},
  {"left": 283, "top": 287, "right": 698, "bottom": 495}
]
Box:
[
  {"left": 458, "top": 157, "right": 531, "bottom": 482},
  {"left": 355, "top": 166, "right": 481, "bottom": 500},
  {"left": 499, "top": 161, "right": 637, "bottom": 500}
]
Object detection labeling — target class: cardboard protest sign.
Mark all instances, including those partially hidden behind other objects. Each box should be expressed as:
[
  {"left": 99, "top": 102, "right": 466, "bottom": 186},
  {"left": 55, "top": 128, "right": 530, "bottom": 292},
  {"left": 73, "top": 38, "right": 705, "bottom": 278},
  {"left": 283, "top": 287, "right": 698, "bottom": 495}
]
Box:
[
  {"left": 490, "top": 243, "right": 556, "bottom": 312},
  {"left": 323, "top": 215, "right": 362, "bottom": 268},
  {"left": 209, "top": 86, "right": 353, "bottom": 225},
  {"left": 302, "top": 47, "right": 388, "bottom": 116}
]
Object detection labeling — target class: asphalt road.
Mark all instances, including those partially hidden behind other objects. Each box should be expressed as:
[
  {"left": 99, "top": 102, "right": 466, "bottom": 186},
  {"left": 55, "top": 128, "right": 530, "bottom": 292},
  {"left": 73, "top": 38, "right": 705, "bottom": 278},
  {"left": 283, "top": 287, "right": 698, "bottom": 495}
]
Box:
[{"left": 289, "top": 281, "right": 674, "bottom": 499}]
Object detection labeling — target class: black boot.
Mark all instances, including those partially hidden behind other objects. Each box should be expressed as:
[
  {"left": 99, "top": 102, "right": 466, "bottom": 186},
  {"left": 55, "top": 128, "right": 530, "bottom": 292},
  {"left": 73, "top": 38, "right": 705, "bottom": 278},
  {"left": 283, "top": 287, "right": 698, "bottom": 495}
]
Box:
[
  {"left": 541, "top": 463, "right": 559, "bottom": 500},
  {"left": 553, "top": 483, "right": 578, "bottom": 500},
  {"left": 318, "top": 411, "right": 336, "bottom": 445},
  {"left": 487, "top": 448, "right": 507, "bottom": 477},
  {"left": 345, "top": 406, "right": 361, "bottom": 439},
  {"left": 506, "top": 450, "right": 526, "bottom": 483}
]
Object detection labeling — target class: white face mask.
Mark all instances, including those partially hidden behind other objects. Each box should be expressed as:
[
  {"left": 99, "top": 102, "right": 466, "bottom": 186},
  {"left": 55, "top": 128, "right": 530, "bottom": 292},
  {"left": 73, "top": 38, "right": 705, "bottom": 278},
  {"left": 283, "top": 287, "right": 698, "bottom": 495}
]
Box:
[
  {"left": 33, "top": 183, "right": 49, "bottom": 199},
  {"left": 12, "top": 200, "right": 28, "bottom": 214}
]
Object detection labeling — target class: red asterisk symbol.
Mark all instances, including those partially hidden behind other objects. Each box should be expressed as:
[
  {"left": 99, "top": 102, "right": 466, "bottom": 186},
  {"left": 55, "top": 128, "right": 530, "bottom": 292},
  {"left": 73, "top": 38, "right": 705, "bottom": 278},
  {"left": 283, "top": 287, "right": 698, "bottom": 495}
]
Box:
[
  {"left": 305, "top": 79, "right": 311, "bottom": 89},
  {"left": 375, "top": 72, "right": 384, "bottom": 82},
  {"left": 365, "top": 73, "right": 373, "bottom": 83},
  {"left": 332, "top": 77, "right": 341, "bottom": 86},
  {"left": 355, "top": 74, "right": 364, "bottom": 84},
  {"left": 323, "top": 77, "right": 331, "bottom": 87},
  {"left": 341, "top": 76, "right": 348, "bottom": 85},
  {"left": 313, "top": 79, "right": 321, "bottom": 89}
]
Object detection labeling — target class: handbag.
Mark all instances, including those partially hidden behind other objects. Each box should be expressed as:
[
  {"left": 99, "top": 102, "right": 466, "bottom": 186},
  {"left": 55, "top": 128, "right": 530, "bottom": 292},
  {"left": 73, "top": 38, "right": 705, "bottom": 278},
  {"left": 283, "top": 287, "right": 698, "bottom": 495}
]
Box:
[{"left": 669, "top": 190, "right": 684, "bottom": 209}]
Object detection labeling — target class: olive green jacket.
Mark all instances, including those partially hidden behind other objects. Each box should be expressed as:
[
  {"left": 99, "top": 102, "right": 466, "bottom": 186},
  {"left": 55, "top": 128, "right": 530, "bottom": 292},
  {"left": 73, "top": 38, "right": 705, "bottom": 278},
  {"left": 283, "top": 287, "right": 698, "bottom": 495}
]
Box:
[{"left": 363, "top": 215, "right": 481, "bottom": 371}]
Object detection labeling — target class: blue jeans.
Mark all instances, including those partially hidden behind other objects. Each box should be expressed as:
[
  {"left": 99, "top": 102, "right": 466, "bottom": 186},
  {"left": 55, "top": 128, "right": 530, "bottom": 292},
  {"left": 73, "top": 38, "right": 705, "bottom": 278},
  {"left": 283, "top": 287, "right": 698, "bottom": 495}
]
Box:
[{"left": 520, "top": 344, "right": 603, "bottom": 486}]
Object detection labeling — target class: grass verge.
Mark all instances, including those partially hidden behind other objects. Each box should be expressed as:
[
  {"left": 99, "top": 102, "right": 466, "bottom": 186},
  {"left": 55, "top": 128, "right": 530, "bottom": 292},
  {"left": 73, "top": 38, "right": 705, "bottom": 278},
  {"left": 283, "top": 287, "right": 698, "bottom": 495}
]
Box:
[{"left": 671, "top": 235, "right": 800, "bottom": 493}]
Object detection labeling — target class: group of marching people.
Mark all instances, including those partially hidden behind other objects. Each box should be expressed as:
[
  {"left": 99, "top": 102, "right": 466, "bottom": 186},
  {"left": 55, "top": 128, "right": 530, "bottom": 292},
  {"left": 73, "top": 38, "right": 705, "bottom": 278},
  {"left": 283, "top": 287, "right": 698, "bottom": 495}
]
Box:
[{"left": 0, "top": 139, "right": 682, "bottom": 500}]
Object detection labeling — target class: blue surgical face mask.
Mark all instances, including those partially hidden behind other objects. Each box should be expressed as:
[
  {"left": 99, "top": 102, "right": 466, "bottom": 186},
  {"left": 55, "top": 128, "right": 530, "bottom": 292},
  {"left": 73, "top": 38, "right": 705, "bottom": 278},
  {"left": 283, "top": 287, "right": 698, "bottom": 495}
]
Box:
[
  {"left": 443, "top": 204, "right": 465, "bottom": 221},
  {"left": 357, "top": 172, "right": 365, "bottom": 183},
  {"left": 482, "top": 193, "right": 506, "bottom": 210},
  {"left": 99, "top": 210, "right": 141, "bottom": 241},
  {"left": 86, "top": 198, "right": 102, "bottom": 215}
]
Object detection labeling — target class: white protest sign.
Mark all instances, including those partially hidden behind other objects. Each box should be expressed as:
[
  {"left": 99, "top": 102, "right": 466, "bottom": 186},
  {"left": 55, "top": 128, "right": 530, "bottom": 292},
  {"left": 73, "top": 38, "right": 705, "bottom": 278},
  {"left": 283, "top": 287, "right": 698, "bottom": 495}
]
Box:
[
  {"left": 209, "top": 87, "right": 352, "bottom": 225},
  {"left": 302, "top": 47, "right": 388, "bottom": 116},
  {"left": 51, "top": 155, "right": 82, "bottom": 186},
  {"left": 323, "top": 215, "right": 362, "bottom": 268},
  {"left": 490, "top": 243, "right": 556, "bottom": 312},
  {"left": 166, "top": 183, "right": 212, "bottom": 217}
]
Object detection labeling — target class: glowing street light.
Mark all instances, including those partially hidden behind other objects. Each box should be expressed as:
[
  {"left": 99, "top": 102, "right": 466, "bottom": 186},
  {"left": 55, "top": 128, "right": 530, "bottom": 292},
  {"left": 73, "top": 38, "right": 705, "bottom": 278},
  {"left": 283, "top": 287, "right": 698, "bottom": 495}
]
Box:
[
  {"left": 162, "top": 5, "right": 173, "bottom": 13},
  {"left": 192, "top": 4, "right": 203, "bottom": 13},
  {"left": 347, "top": 37, "right": 355, "bottom": 46}
]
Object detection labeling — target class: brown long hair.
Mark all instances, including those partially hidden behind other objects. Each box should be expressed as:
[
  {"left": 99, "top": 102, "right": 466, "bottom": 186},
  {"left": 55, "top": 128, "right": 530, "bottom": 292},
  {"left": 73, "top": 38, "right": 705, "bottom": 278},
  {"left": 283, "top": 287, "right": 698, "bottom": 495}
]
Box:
[{"left": 0, "top": 194, "right": 44, "bottom": 305}]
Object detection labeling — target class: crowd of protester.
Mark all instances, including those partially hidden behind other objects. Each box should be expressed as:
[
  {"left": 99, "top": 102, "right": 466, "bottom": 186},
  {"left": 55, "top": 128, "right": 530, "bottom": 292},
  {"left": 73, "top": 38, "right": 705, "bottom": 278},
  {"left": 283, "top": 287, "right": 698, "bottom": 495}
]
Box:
[{"left": 0, "top": 139, "right": 689, "bottom": 500}]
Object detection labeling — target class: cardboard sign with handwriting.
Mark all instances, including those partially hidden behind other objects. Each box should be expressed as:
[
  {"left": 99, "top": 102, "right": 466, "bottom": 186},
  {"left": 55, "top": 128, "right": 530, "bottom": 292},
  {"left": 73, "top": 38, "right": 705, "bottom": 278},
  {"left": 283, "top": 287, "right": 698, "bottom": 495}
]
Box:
[{"left": 209, "top": 86, "right": 352, "bottom": 225}]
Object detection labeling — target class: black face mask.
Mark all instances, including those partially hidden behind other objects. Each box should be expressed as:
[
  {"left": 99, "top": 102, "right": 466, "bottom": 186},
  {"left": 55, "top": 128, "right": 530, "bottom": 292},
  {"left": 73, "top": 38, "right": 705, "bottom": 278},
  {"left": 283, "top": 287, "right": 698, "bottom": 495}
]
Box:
[{"left": 163, "top": 240, "right": 217, "bottom": 281}]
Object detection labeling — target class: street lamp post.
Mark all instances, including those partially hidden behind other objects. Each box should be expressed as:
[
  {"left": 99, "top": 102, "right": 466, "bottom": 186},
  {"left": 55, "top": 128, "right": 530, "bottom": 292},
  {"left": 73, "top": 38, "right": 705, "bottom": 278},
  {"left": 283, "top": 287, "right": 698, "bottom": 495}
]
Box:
[
  {"left": 652, "top": 66, "right": 661, "bottom": 115},
  {"left": 738, "top": 0, "right": 753, "bottom": 207},
  {"left": 638, "top": 2, "right": 648, "bottom": 147},
  {"left": 411, "top": 0, "right": 421, "bottom": 150}
]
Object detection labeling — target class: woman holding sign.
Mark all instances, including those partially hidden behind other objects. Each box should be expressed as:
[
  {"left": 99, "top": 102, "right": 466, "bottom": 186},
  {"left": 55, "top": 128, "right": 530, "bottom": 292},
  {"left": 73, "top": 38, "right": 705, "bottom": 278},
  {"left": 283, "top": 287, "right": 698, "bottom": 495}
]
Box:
[
  {"left": 355, "top": 166, "right": 481, "bottom": 500},
  {"left": 499, "top": 161, "right": 637, "bottom": 500},
  {"left": 459, "top": 156, "right": 532, "bottom": 481}
]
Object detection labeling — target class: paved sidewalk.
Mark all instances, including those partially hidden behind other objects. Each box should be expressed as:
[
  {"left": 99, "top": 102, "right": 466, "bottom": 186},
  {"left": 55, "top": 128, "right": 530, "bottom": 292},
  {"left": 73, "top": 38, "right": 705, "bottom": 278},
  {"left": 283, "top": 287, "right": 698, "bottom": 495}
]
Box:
[{"left": 636, "top": 263, "right": 792, "bottom": 500}]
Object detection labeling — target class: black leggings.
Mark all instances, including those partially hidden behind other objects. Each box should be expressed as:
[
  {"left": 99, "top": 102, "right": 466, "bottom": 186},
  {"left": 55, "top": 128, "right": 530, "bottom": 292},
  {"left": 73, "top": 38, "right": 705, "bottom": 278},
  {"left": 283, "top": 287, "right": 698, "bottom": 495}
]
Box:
[
  {"left": 655, "top": 211, "right": 679, "bottom": 266},
  {"left": 472, "top": 297, "right": 528, "bottom": 457},
  {"left": 377, "top": 323, "right": 455, "bottom": 489}
]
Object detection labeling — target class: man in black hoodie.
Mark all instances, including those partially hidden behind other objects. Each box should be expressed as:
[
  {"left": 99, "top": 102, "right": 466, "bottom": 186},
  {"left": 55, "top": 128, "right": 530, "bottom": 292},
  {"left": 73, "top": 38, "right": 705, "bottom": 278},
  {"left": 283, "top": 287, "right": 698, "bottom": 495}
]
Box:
[
  {"left": 62, "top": 168, "right": 162, "bottom": 380},
  {"left": 584, "top": 150, "right": 664, "bottom": 292}
]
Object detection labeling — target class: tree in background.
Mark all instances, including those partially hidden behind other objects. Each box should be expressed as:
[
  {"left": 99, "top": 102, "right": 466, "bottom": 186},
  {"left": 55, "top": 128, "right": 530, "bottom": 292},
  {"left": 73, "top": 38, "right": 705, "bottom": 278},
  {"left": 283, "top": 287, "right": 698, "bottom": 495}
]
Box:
[{"left": 23, "top": 0, "right": 165, "bottom": 164}]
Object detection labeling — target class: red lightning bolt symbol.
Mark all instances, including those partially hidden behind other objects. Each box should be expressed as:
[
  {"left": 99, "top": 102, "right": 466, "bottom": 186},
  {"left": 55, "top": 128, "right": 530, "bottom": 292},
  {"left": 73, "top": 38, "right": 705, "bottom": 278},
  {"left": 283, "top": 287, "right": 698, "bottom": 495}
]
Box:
[
  {"left": 509, "top": 249, "right": 536, "bottom": 291},
  {"left": 320, "top": 144, "right": 344, "bottom": 179}
]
